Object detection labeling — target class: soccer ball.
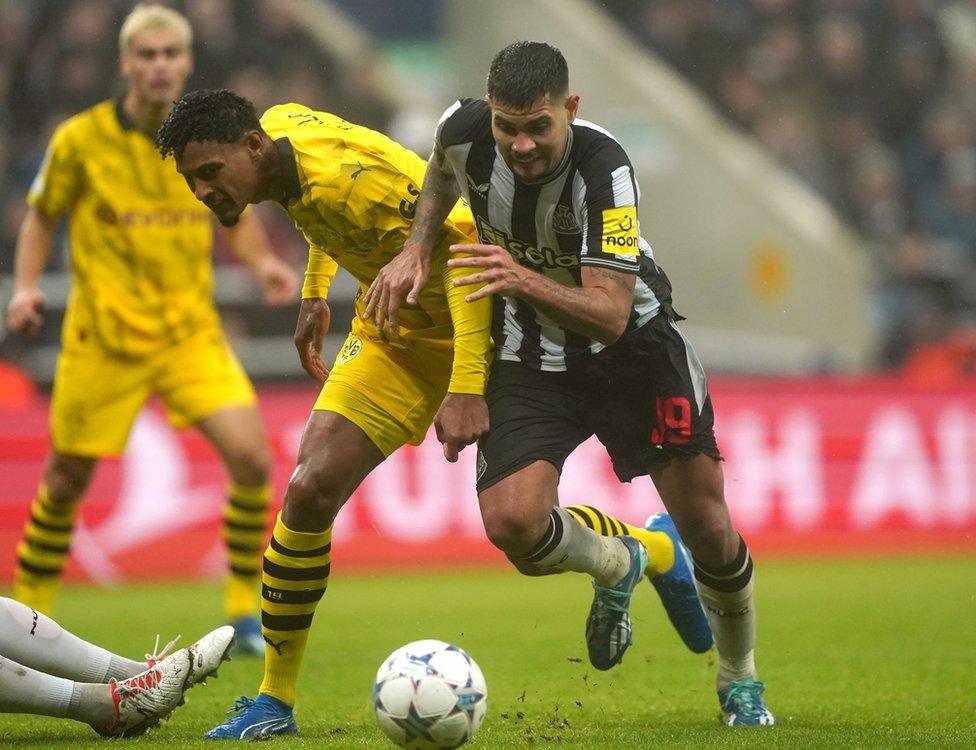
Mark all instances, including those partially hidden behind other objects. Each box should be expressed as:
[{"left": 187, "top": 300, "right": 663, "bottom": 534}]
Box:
[{"left": 372, "top": 639, "right": 488, "bottom": 749}]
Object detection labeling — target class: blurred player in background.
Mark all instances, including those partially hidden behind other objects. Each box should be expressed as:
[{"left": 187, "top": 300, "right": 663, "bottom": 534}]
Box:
[
  {"left": 156, "top": 89, "right": 492, "bottom": 739},
  {"left": 0, "top": 595, "right": 234, "bottom": 737},
  {"left": 4, "top": 4, "right": 297, "bottom": 654},
  {"left": 367, "top": 41, "right": 773, "bottom": 726}
]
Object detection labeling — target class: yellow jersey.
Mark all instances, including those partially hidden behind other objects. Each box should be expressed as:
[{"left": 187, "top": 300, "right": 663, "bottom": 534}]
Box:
[
  {"left": 259, "top": 103, "right": 491, "bottom": 394},
  {"left": 28, "top": 99, "right": 219, "bottom": 357}
]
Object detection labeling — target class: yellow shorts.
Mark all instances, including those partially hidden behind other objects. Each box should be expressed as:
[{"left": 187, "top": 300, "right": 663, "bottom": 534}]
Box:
[
  {"left": 314, "top": 316, "right": 454, "bottom": 457},
  {"left": 51, "top": 327, "right": 256, "bottom": 457}
]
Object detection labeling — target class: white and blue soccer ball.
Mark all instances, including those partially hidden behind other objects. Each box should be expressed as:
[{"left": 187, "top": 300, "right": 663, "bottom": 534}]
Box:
[{"left": 372, "top": 639, "right": 488, "bottom": 749}]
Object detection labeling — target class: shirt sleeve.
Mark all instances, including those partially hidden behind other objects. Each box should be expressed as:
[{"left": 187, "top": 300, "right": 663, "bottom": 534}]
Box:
[
  {"left": 27, "top": 121, "right": 84, "bottom": 219},
  {"left": 577, "top": 145, "right": 642, "bottom": 274},
  {"left": 301, "top": 244, "right": 339, "bottom": 299},
  {"left": 434, "top": 242, "right": 492, "bottom": 395}
]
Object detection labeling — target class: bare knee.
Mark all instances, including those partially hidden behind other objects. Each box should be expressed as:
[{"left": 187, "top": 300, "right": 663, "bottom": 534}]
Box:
[
  {"left": 674, "top": 512, "right": 739, "bottom": 567},
  {"left": 43, "top": 454, "right": 96, "bottom": 504},
  {"left": 281, "top": 462, "right": 348, "bottom": 532},
  {"left": 481, "top": 502, "right": 550, "bottom": 558},
  {"left": 223, "top": 441, "right": 272, "bottom": 487}
]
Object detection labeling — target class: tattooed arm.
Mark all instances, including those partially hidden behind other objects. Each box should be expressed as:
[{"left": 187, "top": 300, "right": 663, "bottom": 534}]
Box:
[
  {"left": 361, "top": 151, "right": 461, "bottom": 330},
  {"left": 448, "top": 244, "right": 636, "bottom": 345}
]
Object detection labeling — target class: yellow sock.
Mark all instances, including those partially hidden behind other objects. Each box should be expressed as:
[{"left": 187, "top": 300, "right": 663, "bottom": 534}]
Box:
[
  {"left": 258, "top": 514, "right": 332, "bottom": 707},
  {"left": 564, "top": 505, "right": 675, "bottom": 577},
  {"left": 223, "top": 482, "right": 272, "bottom": 620},
  {"left": 14, "top": 484, "right": 80, "bottom": 615}
]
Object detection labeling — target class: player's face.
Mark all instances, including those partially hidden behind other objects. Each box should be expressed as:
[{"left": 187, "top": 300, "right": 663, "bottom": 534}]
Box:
[
  {"left": 176, "top": 138, "right": 261, "bottom": 227},
  {"left": 120, "top": 27, "right": 193, "bottom": 107},
  {"left": 488, "top": 93, "right": 580, "bottom": 181}
]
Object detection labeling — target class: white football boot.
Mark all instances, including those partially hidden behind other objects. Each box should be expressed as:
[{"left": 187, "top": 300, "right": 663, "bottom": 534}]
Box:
[
  {"left": 146, "top": 625, "right": 236, "bottom": 687},
  {"left": 98, "top": 649, "right": 192, "bottom": 737}
]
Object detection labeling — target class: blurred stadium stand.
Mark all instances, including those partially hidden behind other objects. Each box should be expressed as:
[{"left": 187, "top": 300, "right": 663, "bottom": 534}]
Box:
[
  {"left": 2, "top": 0, "right": 976, "bottom": 383},
  {"left": 0, "top": 0, "right": 383, "bottom": 383}
]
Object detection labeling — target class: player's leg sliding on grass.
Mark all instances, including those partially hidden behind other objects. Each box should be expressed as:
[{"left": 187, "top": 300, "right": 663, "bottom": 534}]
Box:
[
  {"left": 0, "top": 595, "right": 145, "bottom": 683},
  {"left": 0, "top": 596, "right": 234, "bottom": 737}
]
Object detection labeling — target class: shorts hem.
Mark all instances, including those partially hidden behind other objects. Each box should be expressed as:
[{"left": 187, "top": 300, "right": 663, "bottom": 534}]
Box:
[
  {"left": 173, "top": 393, "right": 257, "bottom": 429},
  {"left": 476, "top": 455, "right": 563, "bottom": 494},
  {"left": 50, "top": 437, "right": 123, "bottom": 459},
  {"left": 312, "top": 402, "right": 407, "bottom": 458},
  {"left": 614, "top": 445, "right": 724, "bottom": 482}
]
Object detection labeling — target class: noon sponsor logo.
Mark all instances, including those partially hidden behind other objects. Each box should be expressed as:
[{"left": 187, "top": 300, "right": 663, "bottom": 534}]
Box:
[{"left": 601, "top": 206, "right": 639, "bottom": 256}]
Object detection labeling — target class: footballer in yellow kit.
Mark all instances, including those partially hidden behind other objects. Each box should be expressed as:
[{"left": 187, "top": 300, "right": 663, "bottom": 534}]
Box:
[
  {"left": 31, "top": 99, "right": 255, "bottom": 451},
  {"left": 157, "top": 89, "right": 491, "bottom": 716},
  {"left": 5, "top": 5, "right": 297, "bottom": 650},
  {"left": 259, "top": 103, "right": 487, "bottom": 455}
]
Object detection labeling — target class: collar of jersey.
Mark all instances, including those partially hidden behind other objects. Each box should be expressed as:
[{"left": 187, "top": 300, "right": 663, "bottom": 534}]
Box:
[
  {"left": 274, "top": 137, "right": 303, "bottom": 204},
  {"left": 498, "top": 126, "right": 574, "bottom": 187},
  {"left": 113, "top": 97, "right": 155, "bottom": 139}
]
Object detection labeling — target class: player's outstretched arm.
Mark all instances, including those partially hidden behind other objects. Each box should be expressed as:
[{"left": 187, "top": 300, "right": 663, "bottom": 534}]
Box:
[
  {"left": 222, "top": 210, "right": 299, "bottom": 305},
  {"left": 6, "top": 207, "right": 58, "bottom": 336},
  {"left": 362, "top": 150, "right": 461, "bottom": 332},
  {"left": 294, "top": 297, "right": 331, "bottom": 384},
  {"left": 448, "top": 244, "right": 636, "bottom": 346},
  {"left": 433, "top": 243, "right": 492, "bottom": 462}
]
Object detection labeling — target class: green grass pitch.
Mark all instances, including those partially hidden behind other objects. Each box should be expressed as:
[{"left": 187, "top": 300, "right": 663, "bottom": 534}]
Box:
[{"left": 1, "top": 556, "right": 973, "bottom": 748}]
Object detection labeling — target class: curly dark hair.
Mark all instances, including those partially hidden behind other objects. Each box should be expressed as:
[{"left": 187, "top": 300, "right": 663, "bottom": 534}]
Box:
[
  {"left": 156, "top": 89, "right": 262, "bottom": 160},
  {"left": 486, "top": 41, "right": 568, "bottom": 109}
]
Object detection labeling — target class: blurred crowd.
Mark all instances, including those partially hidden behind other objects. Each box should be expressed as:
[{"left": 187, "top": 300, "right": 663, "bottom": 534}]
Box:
[
  {"left": 603, "top": 0, "right": 976, "bottom": 374},
  {"left": 5, "top": 0, "right": 976, "bottom": 377},
  {"left": 0, "top": 0, "right": 393, "bottom": 374}
]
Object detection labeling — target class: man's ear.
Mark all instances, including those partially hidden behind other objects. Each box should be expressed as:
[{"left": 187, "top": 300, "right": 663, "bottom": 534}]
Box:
[
  {"left": 565, "top": 94, "right": 581, "bottom": 124},
  {"left": 245, "top": 130, "right": 264, "bottom": 160}
]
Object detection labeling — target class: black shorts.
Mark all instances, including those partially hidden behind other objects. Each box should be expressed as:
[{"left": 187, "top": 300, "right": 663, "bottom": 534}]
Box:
[{"left": 476, "top": 313, "right": 721, "bottom": 492}]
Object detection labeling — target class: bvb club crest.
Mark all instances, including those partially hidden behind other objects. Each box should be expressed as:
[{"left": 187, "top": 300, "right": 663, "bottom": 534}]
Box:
[{"left": 337, "top": 336, "right": 363, "bottom": 365}]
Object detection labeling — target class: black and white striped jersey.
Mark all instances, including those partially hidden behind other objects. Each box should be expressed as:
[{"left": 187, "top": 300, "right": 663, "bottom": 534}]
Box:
[{"left": 434, "top": 98, "right": 674, "bottom": 372}]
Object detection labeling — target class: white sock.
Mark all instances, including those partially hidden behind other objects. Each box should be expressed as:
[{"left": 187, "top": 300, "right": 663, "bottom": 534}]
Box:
[
  {"left": 0, "top": 653, "right": 73, "bottom": 717},
  {"left": 0, "top": 596, "right": 143, "bottom": 682},
  {"left": 519, "top": 508, "right": 631, "bottom": 586},
  {"left": 693, "top": 538, "right": 758, "bottom": 691}
]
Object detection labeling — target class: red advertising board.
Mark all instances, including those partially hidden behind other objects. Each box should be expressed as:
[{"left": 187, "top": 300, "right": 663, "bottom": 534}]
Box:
[{"left": 0, "top": 378, "right": 974, "bottom": 583}]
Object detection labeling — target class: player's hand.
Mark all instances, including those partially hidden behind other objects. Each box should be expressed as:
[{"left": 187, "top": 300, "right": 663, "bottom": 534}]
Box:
[
  {"left": 256, "top": 256, "right": 299, "bottom": 305},
  {"left": 447, "top": 244, "right": 525, "bottom": 301},
  {"left": 6, "top": 288, "right": 46, "bottom": 335},
  {"left": 361, "top": 242, "right": 431, "bottom": 336},
  {"left": 294, "top": 298, "right": 330, "bottom": 384},
  {"left": 433, "top": 393, "right": 489, "bottom": 463}
]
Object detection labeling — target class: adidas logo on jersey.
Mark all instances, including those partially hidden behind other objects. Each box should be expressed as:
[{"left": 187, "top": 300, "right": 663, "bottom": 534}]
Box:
[
  {"left": 551, "top": 205, "right": 580, "bottom": 234},
  {"left": 466, "top": 174, "right": 489, "bottom": 197}
]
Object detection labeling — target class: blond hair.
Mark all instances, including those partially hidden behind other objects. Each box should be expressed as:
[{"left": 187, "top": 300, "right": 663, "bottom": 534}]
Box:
[{"left": 119, "top": 4, "right": 192, "bottom": 54}]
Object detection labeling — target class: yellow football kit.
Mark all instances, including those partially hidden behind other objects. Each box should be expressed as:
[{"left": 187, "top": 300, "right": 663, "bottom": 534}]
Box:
[
  {"left": 28, "top": 100, "right": 255, "bottom": 456},
  {"left": 259, "top": 103, "right": 491, "bottom": 455}
]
